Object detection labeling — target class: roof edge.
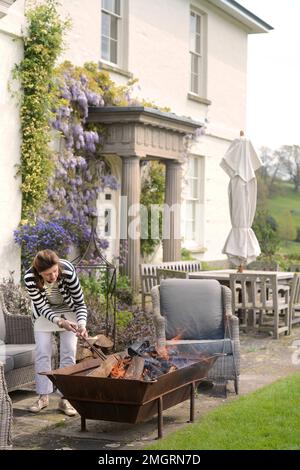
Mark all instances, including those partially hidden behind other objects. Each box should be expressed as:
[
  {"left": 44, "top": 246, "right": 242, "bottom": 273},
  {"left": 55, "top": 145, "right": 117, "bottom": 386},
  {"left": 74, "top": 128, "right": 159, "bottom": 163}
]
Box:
[{"left": 208, "top": 0, "right": 273, "bottom": 33}]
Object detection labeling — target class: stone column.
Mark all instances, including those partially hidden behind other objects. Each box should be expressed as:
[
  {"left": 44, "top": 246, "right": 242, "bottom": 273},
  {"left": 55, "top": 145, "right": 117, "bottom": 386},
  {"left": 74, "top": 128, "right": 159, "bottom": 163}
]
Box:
[
  {"left": 120, "top": 156, "right": 141, "bottom": 291},
  {"left": 163, "top": 160, "right": 182, "bottom": 261}
]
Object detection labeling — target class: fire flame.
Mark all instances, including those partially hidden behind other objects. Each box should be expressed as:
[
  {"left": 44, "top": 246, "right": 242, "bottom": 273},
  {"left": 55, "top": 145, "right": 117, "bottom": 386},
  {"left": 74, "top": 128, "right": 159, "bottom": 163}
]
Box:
[
  {"left": 156, "top": 333, "right": 183, "bottom": 360},
  {"left": 110, "top": 358, "right": 131, "bottom": 378}
]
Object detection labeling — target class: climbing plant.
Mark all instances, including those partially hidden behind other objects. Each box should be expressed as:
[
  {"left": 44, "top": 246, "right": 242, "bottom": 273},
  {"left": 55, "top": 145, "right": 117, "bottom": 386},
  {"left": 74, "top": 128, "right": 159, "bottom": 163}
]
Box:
[
  {"left": 13, "top": 0, "right": 70, "bottom": 221},
  {"left": 42, "top": 61, "right": 134, "bottom": 251},
  {"left": 140, "top": 161, "right": 166, "bottom": 257}
]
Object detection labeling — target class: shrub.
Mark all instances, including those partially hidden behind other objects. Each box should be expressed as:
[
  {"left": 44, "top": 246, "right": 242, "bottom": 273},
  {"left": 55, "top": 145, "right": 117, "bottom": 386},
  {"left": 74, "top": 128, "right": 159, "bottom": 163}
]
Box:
[
  {"left": 0, "top": 273, "right": 31, "bottom": 315},
  {"left": 116, "top": 275, "right": 134, "bottom": 306},
  {"left": 115, "top": 308, "right": 156, "bottom": 350},
  {"left": 181, "top": 248, "right": 194, "bottom": 261},
  {"left": 14, "top": 218, "right": 77, "bottom": 270},
  {"left": 253, "top": 209, "right": 280, "bottom": 256}
]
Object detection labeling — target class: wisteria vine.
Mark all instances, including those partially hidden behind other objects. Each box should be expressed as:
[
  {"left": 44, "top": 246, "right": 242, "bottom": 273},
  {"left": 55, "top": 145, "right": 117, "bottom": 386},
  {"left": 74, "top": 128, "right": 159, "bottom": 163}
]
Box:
[{"left": 39, "top": 61, "right": 133, "bottom": 249}]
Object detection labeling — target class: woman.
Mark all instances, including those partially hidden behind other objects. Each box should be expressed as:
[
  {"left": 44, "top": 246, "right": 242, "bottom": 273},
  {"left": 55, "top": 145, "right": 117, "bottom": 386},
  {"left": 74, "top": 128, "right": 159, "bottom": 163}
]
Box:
[{"left": 24, "top": 249, "right": 88, "bottom": 416}]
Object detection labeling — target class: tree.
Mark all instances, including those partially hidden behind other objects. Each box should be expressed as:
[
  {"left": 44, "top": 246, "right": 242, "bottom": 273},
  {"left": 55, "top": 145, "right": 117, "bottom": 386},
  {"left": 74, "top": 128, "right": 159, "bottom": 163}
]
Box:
[
  {"left": 259, "top": 146, "right": 287, "bottom": 195},
  {"left": 276, "top": 145, "right": 300, "bottom": 192},
  {"left": 253, "top": 209, "right": 280, "bottom": 257}
]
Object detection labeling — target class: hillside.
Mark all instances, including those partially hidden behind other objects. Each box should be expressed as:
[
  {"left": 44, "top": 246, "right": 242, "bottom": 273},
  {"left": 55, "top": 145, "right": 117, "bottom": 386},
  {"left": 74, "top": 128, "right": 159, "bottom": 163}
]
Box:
[{"left": 266, "top": 182, "right": 300, "bottom": 255}]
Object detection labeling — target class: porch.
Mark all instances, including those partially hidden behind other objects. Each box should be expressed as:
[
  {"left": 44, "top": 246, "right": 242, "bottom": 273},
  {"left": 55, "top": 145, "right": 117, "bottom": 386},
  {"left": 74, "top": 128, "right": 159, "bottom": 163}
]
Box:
[{"left": 87, "top": 106, "right": 202, "bottom": 291}]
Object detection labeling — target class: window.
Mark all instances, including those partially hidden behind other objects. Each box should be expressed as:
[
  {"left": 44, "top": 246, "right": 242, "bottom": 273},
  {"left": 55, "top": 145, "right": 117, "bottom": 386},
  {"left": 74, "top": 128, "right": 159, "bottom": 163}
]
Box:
[
  {"left": 101, "top": 0, "right": 121, "bottom": 65},
  {"left": 189, "top": 9, "right": 206, "bottom": 96},
  {"left": 183, "top": 156, "right": 205, "bottom": 247},
  {"left": 104, "top": 208, "right": 112, "bottom": 236}
]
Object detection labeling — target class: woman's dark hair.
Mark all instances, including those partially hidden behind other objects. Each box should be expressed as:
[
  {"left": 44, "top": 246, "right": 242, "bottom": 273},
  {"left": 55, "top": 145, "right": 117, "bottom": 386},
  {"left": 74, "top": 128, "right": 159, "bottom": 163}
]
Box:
[{"left": 32, "top": 249, "right": 61, "bottom": 290}]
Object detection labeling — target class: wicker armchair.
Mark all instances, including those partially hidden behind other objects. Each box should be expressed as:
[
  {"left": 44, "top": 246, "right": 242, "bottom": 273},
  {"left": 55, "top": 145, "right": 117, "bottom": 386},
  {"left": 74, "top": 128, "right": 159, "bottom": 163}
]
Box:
[
  {"left": 0, "top": 292, "right": 35, "bottom": 392},
  {"left": 151, "top": 279, "right": 240, "bottom": 394},
  {"left": 0, "top": 361, "right": 13, "bottom": 449}
]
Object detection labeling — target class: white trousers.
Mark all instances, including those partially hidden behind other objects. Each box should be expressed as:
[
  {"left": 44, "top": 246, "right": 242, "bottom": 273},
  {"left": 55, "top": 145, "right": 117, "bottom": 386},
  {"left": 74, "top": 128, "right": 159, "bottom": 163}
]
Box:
[{"left": 34, "top": 330, "right": 77, "bottom": 395}]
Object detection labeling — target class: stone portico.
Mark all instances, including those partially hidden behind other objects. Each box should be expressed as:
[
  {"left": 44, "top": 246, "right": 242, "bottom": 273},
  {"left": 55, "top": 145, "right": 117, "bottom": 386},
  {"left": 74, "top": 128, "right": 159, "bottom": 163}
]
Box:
[{"left": 87, "top": 106, "right": 202, "bottom": 290}]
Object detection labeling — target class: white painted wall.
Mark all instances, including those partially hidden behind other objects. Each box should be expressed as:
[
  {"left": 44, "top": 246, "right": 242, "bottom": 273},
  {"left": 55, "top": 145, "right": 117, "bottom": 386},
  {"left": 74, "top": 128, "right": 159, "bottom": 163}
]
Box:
[
  {"left": 0, "top": 0, "right": 24, "bottom": 281},
  {"left": 59, "top": 0, "right": 101, "bottom": 65}
]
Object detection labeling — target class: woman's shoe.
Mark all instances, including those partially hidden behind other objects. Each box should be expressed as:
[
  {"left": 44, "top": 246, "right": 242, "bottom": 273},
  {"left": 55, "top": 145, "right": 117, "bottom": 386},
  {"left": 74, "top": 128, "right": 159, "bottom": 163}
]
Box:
[
  {"left": 58, "top": 398, "right": 77, "bottom": 417},
  {"left": 28, "top": 395, "right": 49, "bottom": 413}
]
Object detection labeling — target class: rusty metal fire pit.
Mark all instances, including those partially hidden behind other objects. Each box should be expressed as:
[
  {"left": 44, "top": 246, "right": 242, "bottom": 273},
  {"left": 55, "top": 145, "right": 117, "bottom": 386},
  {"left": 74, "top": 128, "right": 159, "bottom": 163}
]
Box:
[{"left": 43, "top": 354, "right": 218, "bottom": 439}]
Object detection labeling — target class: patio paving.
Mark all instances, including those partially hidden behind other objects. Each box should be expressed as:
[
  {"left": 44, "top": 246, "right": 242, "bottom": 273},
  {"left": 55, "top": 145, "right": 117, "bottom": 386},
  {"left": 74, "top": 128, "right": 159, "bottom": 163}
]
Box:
[{"left": 9, "top": 328, "right": 300, "bottom": 450}]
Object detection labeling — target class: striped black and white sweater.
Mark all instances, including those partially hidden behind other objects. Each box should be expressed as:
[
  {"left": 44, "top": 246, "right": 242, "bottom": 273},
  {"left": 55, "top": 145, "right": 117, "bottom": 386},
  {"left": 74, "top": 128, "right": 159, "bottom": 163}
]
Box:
[{"left": 24, "top": 259, "right": 87, "bottom": 326}]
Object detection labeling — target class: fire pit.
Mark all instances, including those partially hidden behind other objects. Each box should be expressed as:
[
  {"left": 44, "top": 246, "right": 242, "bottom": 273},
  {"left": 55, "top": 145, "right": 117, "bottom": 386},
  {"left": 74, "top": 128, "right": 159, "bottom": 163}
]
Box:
[{"left": 43, "top": 348, "right": 219, "bottom": 439}]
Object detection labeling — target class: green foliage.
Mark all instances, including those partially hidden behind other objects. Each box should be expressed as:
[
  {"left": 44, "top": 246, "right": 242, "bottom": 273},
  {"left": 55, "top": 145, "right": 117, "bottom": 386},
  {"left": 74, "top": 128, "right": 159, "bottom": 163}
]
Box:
[
  {"left": 140, "top": 161, "right": 165, "bottom": 256},
  {"left": 253, "top": 209, "right": 280, "bottom": 256},
  {"left": 13, "top": 0, "right": 70, "bottom": 221},
  {"left": 79, "top": 273, "right": 104, "bottom": 299},
  {"left": 116, "top": 309, "right": 133, "bottom": 330},
  {"left": 267, "top": 182, "right": 300, "bottom": 234},
  {"left": 116, "top": 275, "right": 134, "bottom": 306},
  {"left": 277, "top": 209, "right": 297, "bottom": 242},
  {"left": 181, "top": 248, "right": 194, "bottom": 261}
]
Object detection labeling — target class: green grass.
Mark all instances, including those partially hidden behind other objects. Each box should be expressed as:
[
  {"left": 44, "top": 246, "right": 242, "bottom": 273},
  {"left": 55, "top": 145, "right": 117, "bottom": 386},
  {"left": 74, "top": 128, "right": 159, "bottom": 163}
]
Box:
[
  {"left": 278, "top": 241, "right": 300, "bottom": 256},
  {"left": 268, "top": 182, "right": 300, "bottom": 229},
  {"left": 145, "top": 373, "right": 300, "bottom": 450}
]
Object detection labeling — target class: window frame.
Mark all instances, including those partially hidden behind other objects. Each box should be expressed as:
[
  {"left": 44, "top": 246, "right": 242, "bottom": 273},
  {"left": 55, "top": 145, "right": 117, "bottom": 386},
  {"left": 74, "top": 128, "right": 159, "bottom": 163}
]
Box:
[
  {"left": 189, "top": 7, "right": 207, "bottom": 98},
  {"left": 101, "top": 0, "right": 128, "bottom": 69},
  {"left": 183, "top": 155, "right": 205, "bottom": 249}
]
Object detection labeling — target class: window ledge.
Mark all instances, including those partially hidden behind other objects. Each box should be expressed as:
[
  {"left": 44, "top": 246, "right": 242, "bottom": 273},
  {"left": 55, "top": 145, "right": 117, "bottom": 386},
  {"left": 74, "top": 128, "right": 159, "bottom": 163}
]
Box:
[
  {"left": 187, "top": 92, "right": 211, "bottom": 106},
  {"left": 99, "top": 61, "right": 133, "bottom": 79}
]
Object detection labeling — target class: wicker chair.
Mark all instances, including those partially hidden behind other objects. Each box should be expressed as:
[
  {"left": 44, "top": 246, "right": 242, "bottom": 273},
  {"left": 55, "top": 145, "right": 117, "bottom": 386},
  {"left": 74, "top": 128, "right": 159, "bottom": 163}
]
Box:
[
  {"left": 0, "top": 291, "right": 35, "bottom": 392},
  {"left": 0, "top": 361, "right": 13, "bottom": 449},
  {"left": 151, "top": 279, "right": 240, "bottom": 394}
]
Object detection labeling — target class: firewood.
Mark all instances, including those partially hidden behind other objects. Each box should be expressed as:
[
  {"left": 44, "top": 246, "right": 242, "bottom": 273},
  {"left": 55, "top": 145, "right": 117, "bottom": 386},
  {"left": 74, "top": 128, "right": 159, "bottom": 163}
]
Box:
[
  {"left": 86, "top": 355, "right": 119, "bottom": 378},
  {"left": 125, "top": 356, "right": 145, "bottom": 380},
  {"left": 85, "top": 335, "right": 99, "bottom": 345},
  {"left": 76, "top": 346, "right": 93, "bottom": 361},
  {"left": 94, "top": 334, "right": 114, "bottom": 348}
]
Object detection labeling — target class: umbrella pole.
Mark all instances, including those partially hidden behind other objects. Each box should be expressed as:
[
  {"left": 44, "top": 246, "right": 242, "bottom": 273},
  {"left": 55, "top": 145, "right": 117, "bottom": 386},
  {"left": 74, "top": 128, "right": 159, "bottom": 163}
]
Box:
[{"left": 237, "top": 264, "right": 244, "bottom": 273}]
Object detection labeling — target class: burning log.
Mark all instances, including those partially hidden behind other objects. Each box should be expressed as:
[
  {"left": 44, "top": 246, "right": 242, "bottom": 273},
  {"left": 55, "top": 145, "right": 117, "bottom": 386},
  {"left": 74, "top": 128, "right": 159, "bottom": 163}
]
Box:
[
  {"left": 82, "top": 341, "right": 218, "bottom": 382},
  {"left": 110, "top": 358, "right": 132, "bottom": 378},
  {"left": 128, "top": 340, "right": 150, "bottom": 357},
  {"left": 86, "top": 355, "right": 119, "bottom": 378},
  {"left": 124, "top": 356, "right": 145, "bottom": 380}
]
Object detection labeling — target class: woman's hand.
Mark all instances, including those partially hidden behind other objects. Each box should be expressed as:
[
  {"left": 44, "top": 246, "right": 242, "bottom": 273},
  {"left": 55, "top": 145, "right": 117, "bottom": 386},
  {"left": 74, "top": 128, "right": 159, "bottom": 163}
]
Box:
[
  {"left": 76, "top": 325, "right": 88, "bottom": 339},
  {"left": 58, "top": 318, "right": 78, "bottom": 333}
]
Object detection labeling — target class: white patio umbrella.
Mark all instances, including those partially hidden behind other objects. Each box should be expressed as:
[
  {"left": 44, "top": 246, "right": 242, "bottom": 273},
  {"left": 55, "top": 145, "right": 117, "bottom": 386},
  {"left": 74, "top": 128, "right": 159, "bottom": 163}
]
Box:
[{"left": 220, "top": 133, "right": 262, "bottom": 269}]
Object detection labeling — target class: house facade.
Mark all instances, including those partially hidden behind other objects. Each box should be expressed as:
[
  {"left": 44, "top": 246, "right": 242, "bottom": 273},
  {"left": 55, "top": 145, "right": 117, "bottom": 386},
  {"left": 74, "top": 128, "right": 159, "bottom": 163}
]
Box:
[{"left": 0, "top": 0, "right": 271, "bottom": 284}]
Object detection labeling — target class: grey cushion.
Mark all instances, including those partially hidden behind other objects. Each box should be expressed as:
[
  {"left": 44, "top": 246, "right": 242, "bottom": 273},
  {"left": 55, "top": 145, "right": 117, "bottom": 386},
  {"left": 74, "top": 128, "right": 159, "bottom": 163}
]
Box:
[
  {"left": 0, "top": 356, "right": 14, "bottom": 373},
  {"left": 0, "top": 344, "right": 35, "bottom": 369},
  {"left": 160, "top": 279, "right": 224, "bottom": 340}
]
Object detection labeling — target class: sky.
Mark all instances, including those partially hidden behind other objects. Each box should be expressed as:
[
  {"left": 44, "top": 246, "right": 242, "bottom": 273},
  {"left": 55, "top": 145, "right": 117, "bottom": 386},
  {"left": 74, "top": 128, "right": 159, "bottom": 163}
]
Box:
[{"left": 236, "top": 0, "right": 300, "bottom": 150}]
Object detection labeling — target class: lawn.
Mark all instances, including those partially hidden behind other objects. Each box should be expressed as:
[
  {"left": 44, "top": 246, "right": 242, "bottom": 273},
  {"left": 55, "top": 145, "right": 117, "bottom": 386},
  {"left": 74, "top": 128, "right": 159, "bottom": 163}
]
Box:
[
  {"left": 145, "top": 373, "right": 300, "bottom": 450},
  {"left": 278, "top": 241, "right": 300, "bottom": 256},
  {"left": 267, "top": 183, "right": 300, "bottom": 229}
]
